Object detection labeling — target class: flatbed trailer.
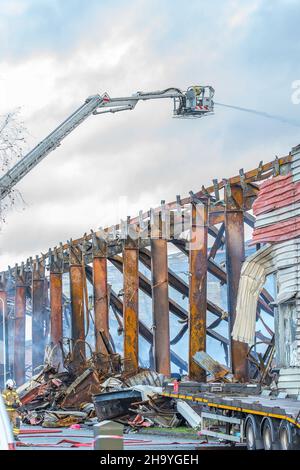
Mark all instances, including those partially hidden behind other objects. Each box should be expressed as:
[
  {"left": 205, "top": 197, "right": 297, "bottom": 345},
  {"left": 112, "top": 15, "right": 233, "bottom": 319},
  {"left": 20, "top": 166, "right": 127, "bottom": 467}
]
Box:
[{"left": 161, "top": 386, "right": 300, "bottom": 450}]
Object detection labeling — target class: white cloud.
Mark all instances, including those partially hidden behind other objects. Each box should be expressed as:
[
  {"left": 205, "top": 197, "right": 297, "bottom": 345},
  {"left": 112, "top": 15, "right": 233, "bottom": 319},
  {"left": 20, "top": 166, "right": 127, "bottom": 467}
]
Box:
[
  {"left": 0, "top": 0, "right": 29, "bottom": 16},
  {"left": 228, "top": 1, "right": 261, "bottom": 29}
]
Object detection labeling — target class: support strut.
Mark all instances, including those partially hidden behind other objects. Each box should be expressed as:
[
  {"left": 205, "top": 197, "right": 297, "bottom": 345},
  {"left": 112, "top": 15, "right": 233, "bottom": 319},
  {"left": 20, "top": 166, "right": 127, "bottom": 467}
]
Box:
[
  {"left": 225, "top": 185, "right": 249, "bottom": 381},
  {"left": 92, "top": 235, "right": 109, "bottom": 354},
  {"left": 123, "top": 237, "right": 139, "bottom": 373},
  {"left": 189, "top": 199, "right": 208, "bottom": 381},
  {"left": 14, "top": 265, "right": 26, "bottom": 386}
]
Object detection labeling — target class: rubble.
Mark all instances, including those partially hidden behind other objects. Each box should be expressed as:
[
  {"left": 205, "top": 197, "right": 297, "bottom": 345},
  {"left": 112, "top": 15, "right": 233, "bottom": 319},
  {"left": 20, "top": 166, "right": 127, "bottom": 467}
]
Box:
[
  {"left": 176, "top": 400, "right": 201, "bottom": 429},
  {"left": 193, "top": 351, "right": 234, "bottom": 382},
  {"left": 123, "top": 370, "right": 164, "bottom": 387},
  {"left": 42, "top": 410, "right": 88, "bottom": 428},
  {"left": 93, "top": 389, "right": 143, "bottom": 421},
  {"left": 17, "top": 343, "right": 177, "bottom": 430},
  {"left": 129, "top": 395, "right": 181, "bottom": 428}
]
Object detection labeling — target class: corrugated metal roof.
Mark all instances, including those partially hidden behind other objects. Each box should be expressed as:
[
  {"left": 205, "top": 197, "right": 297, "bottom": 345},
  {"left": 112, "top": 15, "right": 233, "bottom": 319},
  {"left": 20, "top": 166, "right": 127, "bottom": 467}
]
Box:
[
  {"left": 252, "top": 216, "right": 300, "bottom": 244},
  {"left": 233, "top": 240, "right": 300, "bottom": 346},
  {"left": 254, "top": 202, "right": 300, "bottom": 228},
  {"left": 253, "top": 175, "right": 300, "bottom": 216},
  {"left": 278, "top": 368, "right": 300, "bottom": 396},
  {"left": 291, "top": 154, "right": 300, "bottom": 182},
  {"left": 235, "top": 148, "right": 300, "bottom": 357},
  {"left": 251, "top": 149, "right": 300, "bottom": 244},
  {"left": 233, "top": 244, "right": 274, "bottom": 345},
  {"left": 193, "top": 351, "right": 230, "bottom": 378}
]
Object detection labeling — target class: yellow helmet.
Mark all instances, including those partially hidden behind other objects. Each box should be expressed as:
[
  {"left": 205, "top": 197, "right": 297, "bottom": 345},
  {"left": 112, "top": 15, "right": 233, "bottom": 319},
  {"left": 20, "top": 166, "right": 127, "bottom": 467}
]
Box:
[{"left": 193, "top": 86, "right": 202, "bottom": 96}]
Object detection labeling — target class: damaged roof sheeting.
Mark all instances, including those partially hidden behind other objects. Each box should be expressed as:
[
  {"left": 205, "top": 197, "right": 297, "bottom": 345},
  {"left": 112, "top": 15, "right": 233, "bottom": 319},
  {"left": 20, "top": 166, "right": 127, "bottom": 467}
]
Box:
[
  {"left": 233, "top": 145, "right": 300, "bottom": 346},
  {"left": 233, "top": 240, "right": 300, "bottom": 345},
  {"left": 251, "top": 145, "right": 300, "bottom": 244},
  {"left": 193, "top": 351, "right": 233, "bottom": 382}
]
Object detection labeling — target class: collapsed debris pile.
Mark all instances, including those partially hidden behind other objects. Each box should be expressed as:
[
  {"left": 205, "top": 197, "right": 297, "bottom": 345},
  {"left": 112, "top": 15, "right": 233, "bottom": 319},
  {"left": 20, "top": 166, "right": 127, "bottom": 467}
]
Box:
[
  {"left": 18, "top": 348, "right": 120, "bottom": 427},
  {"left": 17, "top": 342, "right": 181, "bottom": 429},
  {"left": 17, "top": 343, "right": 269, "bottom": 432}
]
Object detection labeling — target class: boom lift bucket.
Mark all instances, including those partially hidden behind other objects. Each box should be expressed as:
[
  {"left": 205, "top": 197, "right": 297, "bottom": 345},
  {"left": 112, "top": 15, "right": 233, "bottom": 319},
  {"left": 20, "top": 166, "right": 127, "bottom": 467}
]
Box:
[{"left": 173, "top": 85, "right": 215, "bottom": 118}]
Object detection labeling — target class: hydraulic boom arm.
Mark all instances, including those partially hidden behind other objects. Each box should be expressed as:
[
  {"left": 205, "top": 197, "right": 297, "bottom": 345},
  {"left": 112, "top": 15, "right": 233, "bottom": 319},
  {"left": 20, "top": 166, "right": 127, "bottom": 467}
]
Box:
[{"left": 0, "top": 85, "right": 214, "bottom": 199}]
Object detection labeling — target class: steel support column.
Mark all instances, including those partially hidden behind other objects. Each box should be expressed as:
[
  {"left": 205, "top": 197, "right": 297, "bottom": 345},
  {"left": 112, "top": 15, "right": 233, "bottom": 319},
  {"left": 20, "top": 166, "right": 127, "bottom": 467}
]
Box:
[
  {"left": 14, "top": 265, "right": 26, "bottom": 386},
  {"left": 151, "top": 238, "right": 170, "bottom": 376},
  {"left": 0, "top": 274, "right": 8, "bottom": 388},
  {"left": 92, "top": 235, "right": 109, "bottom": 354},
  {"left": 49, "top": 249, "right": 63, "bottom": 346},
  {"left": 69, "top": 245, "right": 86, "bottom": 366},
  {"left": 225, "top": 184, "right": 249, "bottom": 381},
  {"left": 32, "top": 258, "right": 46, "bottom": 371},
  {"left": 123, "top": 238, "right": 139, "bottom": 373},
  {"left": 189, "top": 199, "right": 208, "bottom": 381}
]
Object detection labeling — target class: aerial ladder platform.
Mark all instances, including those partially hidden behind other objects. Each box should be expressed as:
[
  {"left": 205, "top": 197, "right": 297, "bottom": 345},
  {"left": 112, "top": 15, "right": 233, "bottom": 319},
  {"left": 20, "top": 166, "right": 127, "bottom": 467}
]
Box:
[{"left": 0, "top": 85, "right": 214, "bottom": 200}]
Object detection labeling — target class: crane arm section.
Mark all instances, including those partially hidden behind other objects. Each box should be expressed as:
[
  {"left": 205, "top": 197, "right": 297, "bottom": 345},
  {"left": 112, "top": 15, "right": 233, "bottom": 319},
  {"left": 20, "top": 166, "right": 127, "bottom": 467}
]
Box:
[
  {"left": 0, "top": 85, "right": 214, "bottom": 200},
  {"left": 0, "top": 94, "right": 104, "bottom": 199}
]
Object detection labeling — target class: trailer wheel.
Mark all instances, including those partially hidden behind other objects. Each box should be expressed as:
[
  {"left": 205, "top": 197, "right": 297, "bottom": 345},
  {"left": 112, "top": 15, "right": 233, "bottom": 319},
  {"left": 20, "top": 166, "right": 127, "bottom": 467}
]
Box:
[
  {"left": 279, "top": 421, "right": 300, "bottom": 450},
  {"left": 245, "top": 415, "right": 263, "bottom": 450},
  {"left": 261, "top": 418, "right": 280, "bottom": 450}
]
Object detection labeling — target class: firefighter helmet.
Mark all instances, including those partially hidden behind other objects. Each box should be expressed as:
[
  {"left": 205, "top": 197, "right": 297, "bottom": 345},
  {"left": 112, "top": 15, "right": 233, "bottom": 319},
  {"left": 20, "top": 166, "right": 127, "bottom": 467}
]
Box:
[{"left": 5, "top": 379, "right": 15, "bottom": 390}]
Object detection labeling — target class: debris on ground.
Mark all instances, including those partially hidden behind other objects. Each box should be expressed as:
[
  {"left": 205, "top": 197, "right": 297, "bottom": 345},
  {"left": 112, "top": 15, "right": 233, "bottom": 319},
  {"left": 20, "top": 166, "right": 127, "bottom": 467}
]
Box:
[
  {"left": 129, "top": 395, "right": 181, "bottom": 428},
  {"left": 17, "top": 339, "right": 177, "bottom": 429},
  {"left": 93, "top": 389, "right": 143, "bottom": 421},
  {"left": 176, "top": 400, "right": 201, "bottom": 429}
]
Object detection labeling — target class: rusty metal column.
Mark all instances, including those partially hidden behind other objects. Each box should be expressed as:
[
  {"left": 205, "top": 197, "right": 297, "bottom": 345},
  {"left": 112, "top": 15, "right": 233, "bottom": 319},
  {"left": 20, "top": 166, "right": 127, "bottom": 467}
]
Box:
[
  {"left": 14, "top": 264, "right": 26, "bottom": 386},
  {"left": 92, "top": 234, "right": 109, "bottom": 354},
  {"left": 6, "top": 270, "right": 14, "bottom": 381},
  {"left": 43, "top": 276, "right": 50, "bottom": 348},
  {"left": 123, "top": 237, "right": 139, "bottom": 373},
  {"left": 49, "top": 248, "right": 63, "bottom": 346},
  {"left": 32, "top": 257, "right": 46, "bottom": 371},
  {"left": 69, "top": 243, "right": 86, "bottom": 366},
  {"left": 225, "top": 184, "right": 249, "bottom": 381},
  {"left": 189, "top": 198, "right": 208, "bottom": 381},
  {"left": 0, "top": 273, "right": 8, "bottom": 387},
  {"left": 151, "top": 229, "right": 170, "bottom": 376}
]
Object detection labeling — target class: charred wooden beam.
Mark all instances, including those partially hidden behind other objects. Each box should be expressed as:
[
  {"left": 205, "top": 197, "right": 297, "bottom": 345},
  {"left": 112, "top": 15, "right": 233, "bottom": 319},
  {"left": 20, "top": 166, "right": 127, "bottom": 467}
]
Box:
[
  {"left": 68, "top": 243, "right": 86, "bottom": 366},
  {"left": 14, "top": 265, "right": 26, "bottom": 386},
  {"left": 92, "top": 234, "right": 109, "bottom": 354},
  {"left": 49, "top": 248, "right": 63, "bottom": 346},
  {"left": 151, "top": 238, "right": 170, "bottom": 375},
  {"left": 225, "top": 184, "right": 248, "bottom": 381},
  {"left": 189, "top": 200, "right": 208, "bottom": 381},
  {"left": 0, "top": 274, "right": 8, "bottom": 386},
  {"left": 32, "top": 257, "right": 46, "bottom": 371},
  {"left": 122, "top": 237, "right": 139, "bottom": 373},
  {"left": 50, "top": 273, "right": 63, "bottom": 345}
]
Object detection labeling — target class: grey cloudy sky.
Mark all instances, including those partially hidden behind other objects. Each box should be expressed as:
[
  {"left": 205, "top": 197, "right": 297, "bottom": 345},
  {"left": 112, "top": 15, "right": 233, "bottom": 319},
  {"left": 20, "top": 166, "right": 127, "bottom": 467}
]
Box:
[{"left": 0, "top": 0, "right": 300, "bottom": 268}]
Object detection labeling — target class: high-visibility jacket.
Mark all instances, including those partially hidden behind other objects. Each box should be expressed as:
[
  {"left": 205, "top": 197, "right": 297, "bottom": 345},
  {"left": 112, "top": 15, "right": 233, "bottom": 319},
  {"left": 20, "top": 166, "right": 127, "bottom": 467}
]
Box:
[{"left": 2, "top": 389, "right": 21, "bottom": 411}]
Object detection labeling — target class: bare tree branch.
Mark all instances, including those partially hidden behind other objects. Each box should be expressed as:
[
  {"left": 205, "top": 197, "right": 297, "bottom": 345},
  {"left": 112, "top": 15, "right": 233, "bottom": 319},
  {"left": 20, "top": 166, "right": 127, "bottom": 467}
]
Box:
[{"left": 0, "top": 109, "right": 27, "bottom": 224}]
